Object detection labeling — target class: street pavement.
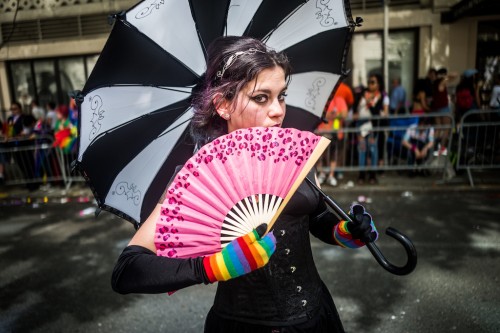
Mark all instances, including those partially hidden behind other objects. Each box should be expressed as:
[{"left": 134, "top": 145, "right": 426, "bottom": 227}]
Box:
[{"left": 0, "top": 171, "right": 499, "bottom": 333}]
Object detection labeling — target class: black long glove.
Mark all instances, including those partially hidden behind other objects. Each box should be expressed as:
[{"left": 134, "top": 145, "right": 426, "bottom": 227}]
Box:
[
  {"left": 112, "top": 225, "right": 276, "bottom": 294},
  {"left": 347, "top": 204, "right": 379, "bottom": 243},
  {"left": 309, "top": 200, "right": 378, "bottom": 248},
  {"left": 111, "top": 245, "right": 209, "bottom": 294}
]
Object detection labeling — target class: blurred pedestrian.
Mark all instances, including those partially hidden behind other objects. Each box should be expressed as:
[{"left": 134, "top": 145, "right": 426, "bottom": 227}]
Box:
[
  {"left": 424, "top": 67, "right": 437, "bottom": 107},
  {"left": 335, "top": 81, "right": 354, "bottom": 110},
  {"left": 6, "top": 101, "right": 25, "bottom": 138},
  {"left": 411, "top": 79, "right": 431, "bottom": 115},
  {"left": 69, "top": 98, "right": 79, "bottom": 127},
  {"left": 354, "top": 74, "right": 389, "bottom": 184},
  {"left": 45, "top": 101, "right": 58, "bottom": 130},
  {"left": 53, "top": 104, "right": 77, "bottom": 154},
  {"left": 431, "top": 68, "right": 456, "bottom": 156},
  {"left": 31, "top": 105, "right": 52, "bottom": 139},
  {"left": 489, "top": 73, "right": 500, "bottom": 109},
  {"left": 402, "top": 112, "right": 435, "bottom": 176},
  {"left": 389, "top": 77, "right": 407, "bottom": 114},
  {"left": 316, "top": 93, "right": 348, "bottom": 186},
  {"left": 6, "top": 102, "right": 38, "bottom": 190},
  {"left": 454, "top": 69, "right": 478, "bottom": 121}
]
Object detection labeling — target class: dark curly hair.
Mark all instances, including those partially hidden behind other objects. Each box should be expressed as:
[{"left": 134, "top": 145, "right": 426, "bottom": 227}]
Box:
[{"left": 190, "top": 36, "right": 291, "bottom": 148}]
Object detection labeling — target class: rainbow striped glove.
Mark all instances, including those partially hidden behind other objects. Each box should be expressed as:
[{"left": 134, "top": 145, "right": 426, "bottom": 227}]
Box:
[
  {"left": 334, "top": 204, "right": 378, "bottom": 248},
  {"left": 203, "top": 223, "right": 276, "bottom": 283}
]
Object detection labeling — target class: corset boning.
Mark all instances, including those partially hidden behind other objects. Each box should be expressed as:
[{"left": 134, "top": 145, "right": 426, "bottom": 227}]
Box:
[{"left": 212, "top": 213, "right": 324, "bottom": 325}]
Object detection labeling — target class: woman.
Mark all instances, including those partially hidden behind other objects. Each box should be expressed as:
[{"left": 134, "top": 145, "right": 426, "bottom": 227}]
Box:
[
  {"left": 402, "top": 114, "right": 435, "bottom": 176},
  {"left": 454, "top": 71, "right": 478, "bottom": 121},
  {"left": 411, "top": 79, "right": 431, "bottom": 115},
  {"left": 490, "top": 73, "right": 500, "bottom": 109},
  {"left": 53, "top": 104, "right": 77, "bottom": 154},
  {"left": 316, "top": 94, "right": 349, "bottom": 187},
  {"left": 430, "top": 68, "right": 453, "bottom": 156},
  {"left": 354, "top": 74, "right": 389, "bottom": 184},
  {"left": 6, "top": 101, "right": 25, "bottom": 138},
  {"left": 111, "top": 36, "right": 378, "bottom": 333}
]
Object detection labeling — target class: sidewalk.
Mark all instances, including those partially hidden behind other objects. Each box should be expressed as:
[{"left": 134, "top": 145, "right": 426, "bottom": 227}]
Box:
[{"left": 1, "top": 170, "right": 498, "bottom": 206}]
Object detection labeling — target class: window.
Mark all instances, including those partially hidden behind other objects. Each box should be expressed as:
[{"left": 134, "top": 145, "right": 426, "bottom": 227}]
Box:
[
  {"left": 7, "top": 55, "right": 98, "bottom": 113},
  {"left": 351, "top": 29, "right": 417, "bottom": 104},
  {"left": 9, "top": 61, "right": 35, "bottom": 113},
  {"left": 476, "top": 20, "right": 500, "bottom": 107}
]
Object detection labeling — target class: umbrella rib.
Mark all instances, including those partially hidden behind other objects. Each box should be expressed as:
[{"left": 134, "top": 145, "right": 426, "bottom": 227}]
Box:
[
  {"left": 260, "top": 3, "right": 305, "bottom": 43},
  {"left": 86, "top": 106, "right": 191, "bottom": 149},
  {"left": 157, "top": 115, "right": 192, "bottom": 138},
  {"left": 84, "top": 84, "right": 193, "bottom": 96}
]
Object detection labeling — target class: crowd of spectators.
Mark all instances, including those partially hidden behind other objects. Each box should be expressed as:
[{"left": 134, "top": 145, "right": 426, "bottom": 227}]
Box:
[
  {"left": 0, "top": 99, "right": 78, "bottom": 188},
  {"left": 315, "top": 67, "right": 500, "bottom": 186}
]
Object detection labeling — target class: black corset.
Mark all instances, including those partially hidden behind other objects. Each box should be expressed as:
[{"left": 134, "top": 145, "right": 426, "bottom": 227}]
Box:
[{"left": 212, "top": 173, "right": 324, "bottom": 325}]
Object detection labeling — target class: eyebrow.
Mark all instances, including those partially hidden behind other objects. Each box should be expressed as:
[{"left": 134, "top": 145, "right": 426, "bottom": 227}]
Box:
[{"left": 251, "top": 86, "right": 288, "bottom": 94}]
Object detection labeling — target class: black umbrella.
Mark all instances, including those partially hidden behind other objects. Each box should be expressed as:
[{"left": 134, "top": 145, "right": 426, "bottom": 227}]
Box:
[{"left": 74, "top": 0, "right": 357, "bottom": 227}]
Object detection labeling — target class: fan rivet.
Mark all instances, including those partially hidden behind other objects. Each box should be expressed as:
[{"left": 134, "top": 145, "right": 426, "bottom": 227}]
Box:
[
  {"left": 280, "top": 230, "right": 286, "bottom": 236},
  {"left": 301, "top": 300, "right": 307, "bottom": 306},
  {"left": 290, "top": 266, "right": 296, "bottom": 273},
  {"left": 297, "top": 286, "right": 302, "bottom": 292},
  {"left": 284, "top": 248, "right": 291, "bottom": 255}
]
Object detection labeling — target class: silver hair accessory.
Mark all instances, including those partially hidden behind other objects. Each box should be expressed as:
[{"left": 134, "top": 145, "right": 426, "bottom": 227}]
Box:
[{"left": 216, "top": 48, "right": 265, "bottom": 79}]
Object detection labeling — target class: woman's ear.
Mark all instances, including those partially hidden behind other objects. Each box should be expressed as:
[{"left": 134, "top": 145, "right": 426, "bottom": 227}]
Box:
[{"left": 213, "top": 93, "right": 230, "bottom": 117}]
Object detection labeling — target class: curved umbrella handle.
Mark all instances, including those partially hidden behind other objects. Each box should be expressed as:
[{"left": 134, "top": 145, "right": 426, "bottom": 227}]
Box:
[
  {"left": 305, "top": 178, "right": 417, "bottom": 275},
  {"left": 365, "top": 228, "right": 417, "bottom": 276}
]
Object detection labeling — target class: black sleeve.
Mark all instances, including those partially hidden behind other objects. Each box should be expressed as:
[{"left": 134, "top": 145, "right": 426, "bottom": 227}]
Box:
[
  {"left": 111, "top": 245, "right": 210, "bottom": 294},
  {"left": 309, "top": 198, "right": 342, "bottom": 245}
]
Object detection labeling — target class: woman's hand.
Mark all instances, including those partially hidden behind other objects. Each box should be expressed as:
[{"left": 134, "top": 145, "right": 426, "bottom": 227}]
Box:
[
  {"left": 203, "top": 223, "right": 276, "bottom": 282},
  {"left": 334, "top": 204, "right": 378, "bottom": 248}
]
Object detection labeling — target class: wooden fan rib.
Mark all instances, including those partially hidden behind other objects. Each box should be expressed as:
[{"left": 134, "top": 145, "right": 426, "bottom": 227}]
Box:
[
  {"left": 227, "top": 203, "right": 252, "bottom": 229},
  {"left": 266, "top": 136, "right": 331, "bottom": 233},
  {"left": 221, "top": 219, "right": 249, "bottom": 235},
  {"left": 241, "top": 197, "right": 259, "bottom": 229},
  {"left": 266, "top": 195, "right": 283, "bottom": 223},
  {"left": 223, "top": 207, "right": 253, "bottom": 234}
]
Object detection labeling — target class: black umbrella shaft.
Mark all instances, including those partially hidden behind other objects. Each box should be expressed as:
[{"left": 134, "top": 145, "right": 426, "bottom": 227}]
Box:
[{"left": 304, "top": 177, "right": 417, "bottom": 276}]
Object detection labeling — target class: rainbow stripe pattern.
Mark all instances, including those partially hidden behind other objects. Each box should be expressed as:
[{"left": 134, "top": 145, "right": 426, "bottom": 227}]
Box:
[
  {"left": 334, "top": 220, "right": 378, "bottom": 248},
  {"left": 203, "top": 228, "right": 276, "bottom": 282},
  {"left": 334, "top": 220, "right": 365, "bottom": 248}
]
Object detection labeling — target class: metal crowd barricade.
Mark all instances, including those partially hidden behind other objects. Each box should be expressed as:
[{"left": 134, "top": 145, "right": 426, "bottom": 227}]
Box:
[
  {"left": 0, "top": 135, "right": 85, "bottom": 189},
  {"left": 56, "top": 148, "right": 85, "bottom": 189},
  {"left": 315, "top": 113, "right": 455, "bottom": 178},
  {"left": 456, "top": 109, "right": 500, "bottom": 187},
  {"left": 0, "top": 135, "right": 63, "bottom": 187}
]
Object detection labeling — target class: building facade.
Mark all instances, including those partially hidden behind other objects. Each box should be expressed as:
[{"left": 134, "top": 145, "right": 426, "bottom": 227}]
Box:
[{"left": 0, "top": 0, "right": 498, "bottom": 117}]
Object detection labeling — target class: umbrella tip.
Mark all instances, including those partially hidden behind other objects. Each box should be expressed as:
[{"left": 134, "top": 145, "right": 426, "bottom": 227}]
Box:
[
  {"left": 108, "top": 11, "right": 125, "bottom": 25},
  {"left": 70, "top": 90, "right": 84, "bottom": 105}
]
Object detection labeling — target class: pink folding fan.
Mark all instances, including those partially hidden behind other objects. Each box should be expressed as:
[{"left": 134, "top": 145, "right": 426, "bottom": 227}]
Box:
[{"left": 155, "top": 127, "right": 330, "bottom": 258}]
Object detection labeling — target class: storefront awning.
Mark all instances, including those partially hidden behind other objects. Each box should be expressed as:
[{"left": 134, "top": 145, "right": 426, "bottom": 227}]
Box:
[{"left": 441, "top": 0, "right": 500, "bottom": 23}]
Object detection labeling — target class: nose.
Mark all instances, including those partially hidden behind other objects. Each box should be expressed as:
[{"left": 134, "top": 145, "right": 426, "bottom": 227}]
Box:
[{"left": 268, "top": 98, "right": 285, "bottom": 119}]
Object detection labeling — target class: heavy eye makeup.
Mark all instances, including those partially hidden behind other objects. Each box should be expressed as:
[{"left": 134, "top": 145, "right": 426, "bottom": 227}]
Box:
[
  {"left": 278, "top": 91, "right": 288, "bottom": 101},
  {"left": 251, "top": 94, "right": 268, "bottom": 103},
  {"left": 249, "top": 89, "right": 288, "bottom": 104}
]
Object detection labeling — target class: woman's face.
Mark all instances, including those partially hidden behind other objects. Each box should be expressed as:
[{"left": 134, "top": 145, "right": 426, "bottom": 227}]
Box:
[
  {"left": 367, "top": 76, "right": 379, "bottom": 92},
  {"left": 10, "top": 104, "right": 21, "bottom": 115},
  {"left": 221, "top": 66, "right": 287, "bottom": 133}
]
